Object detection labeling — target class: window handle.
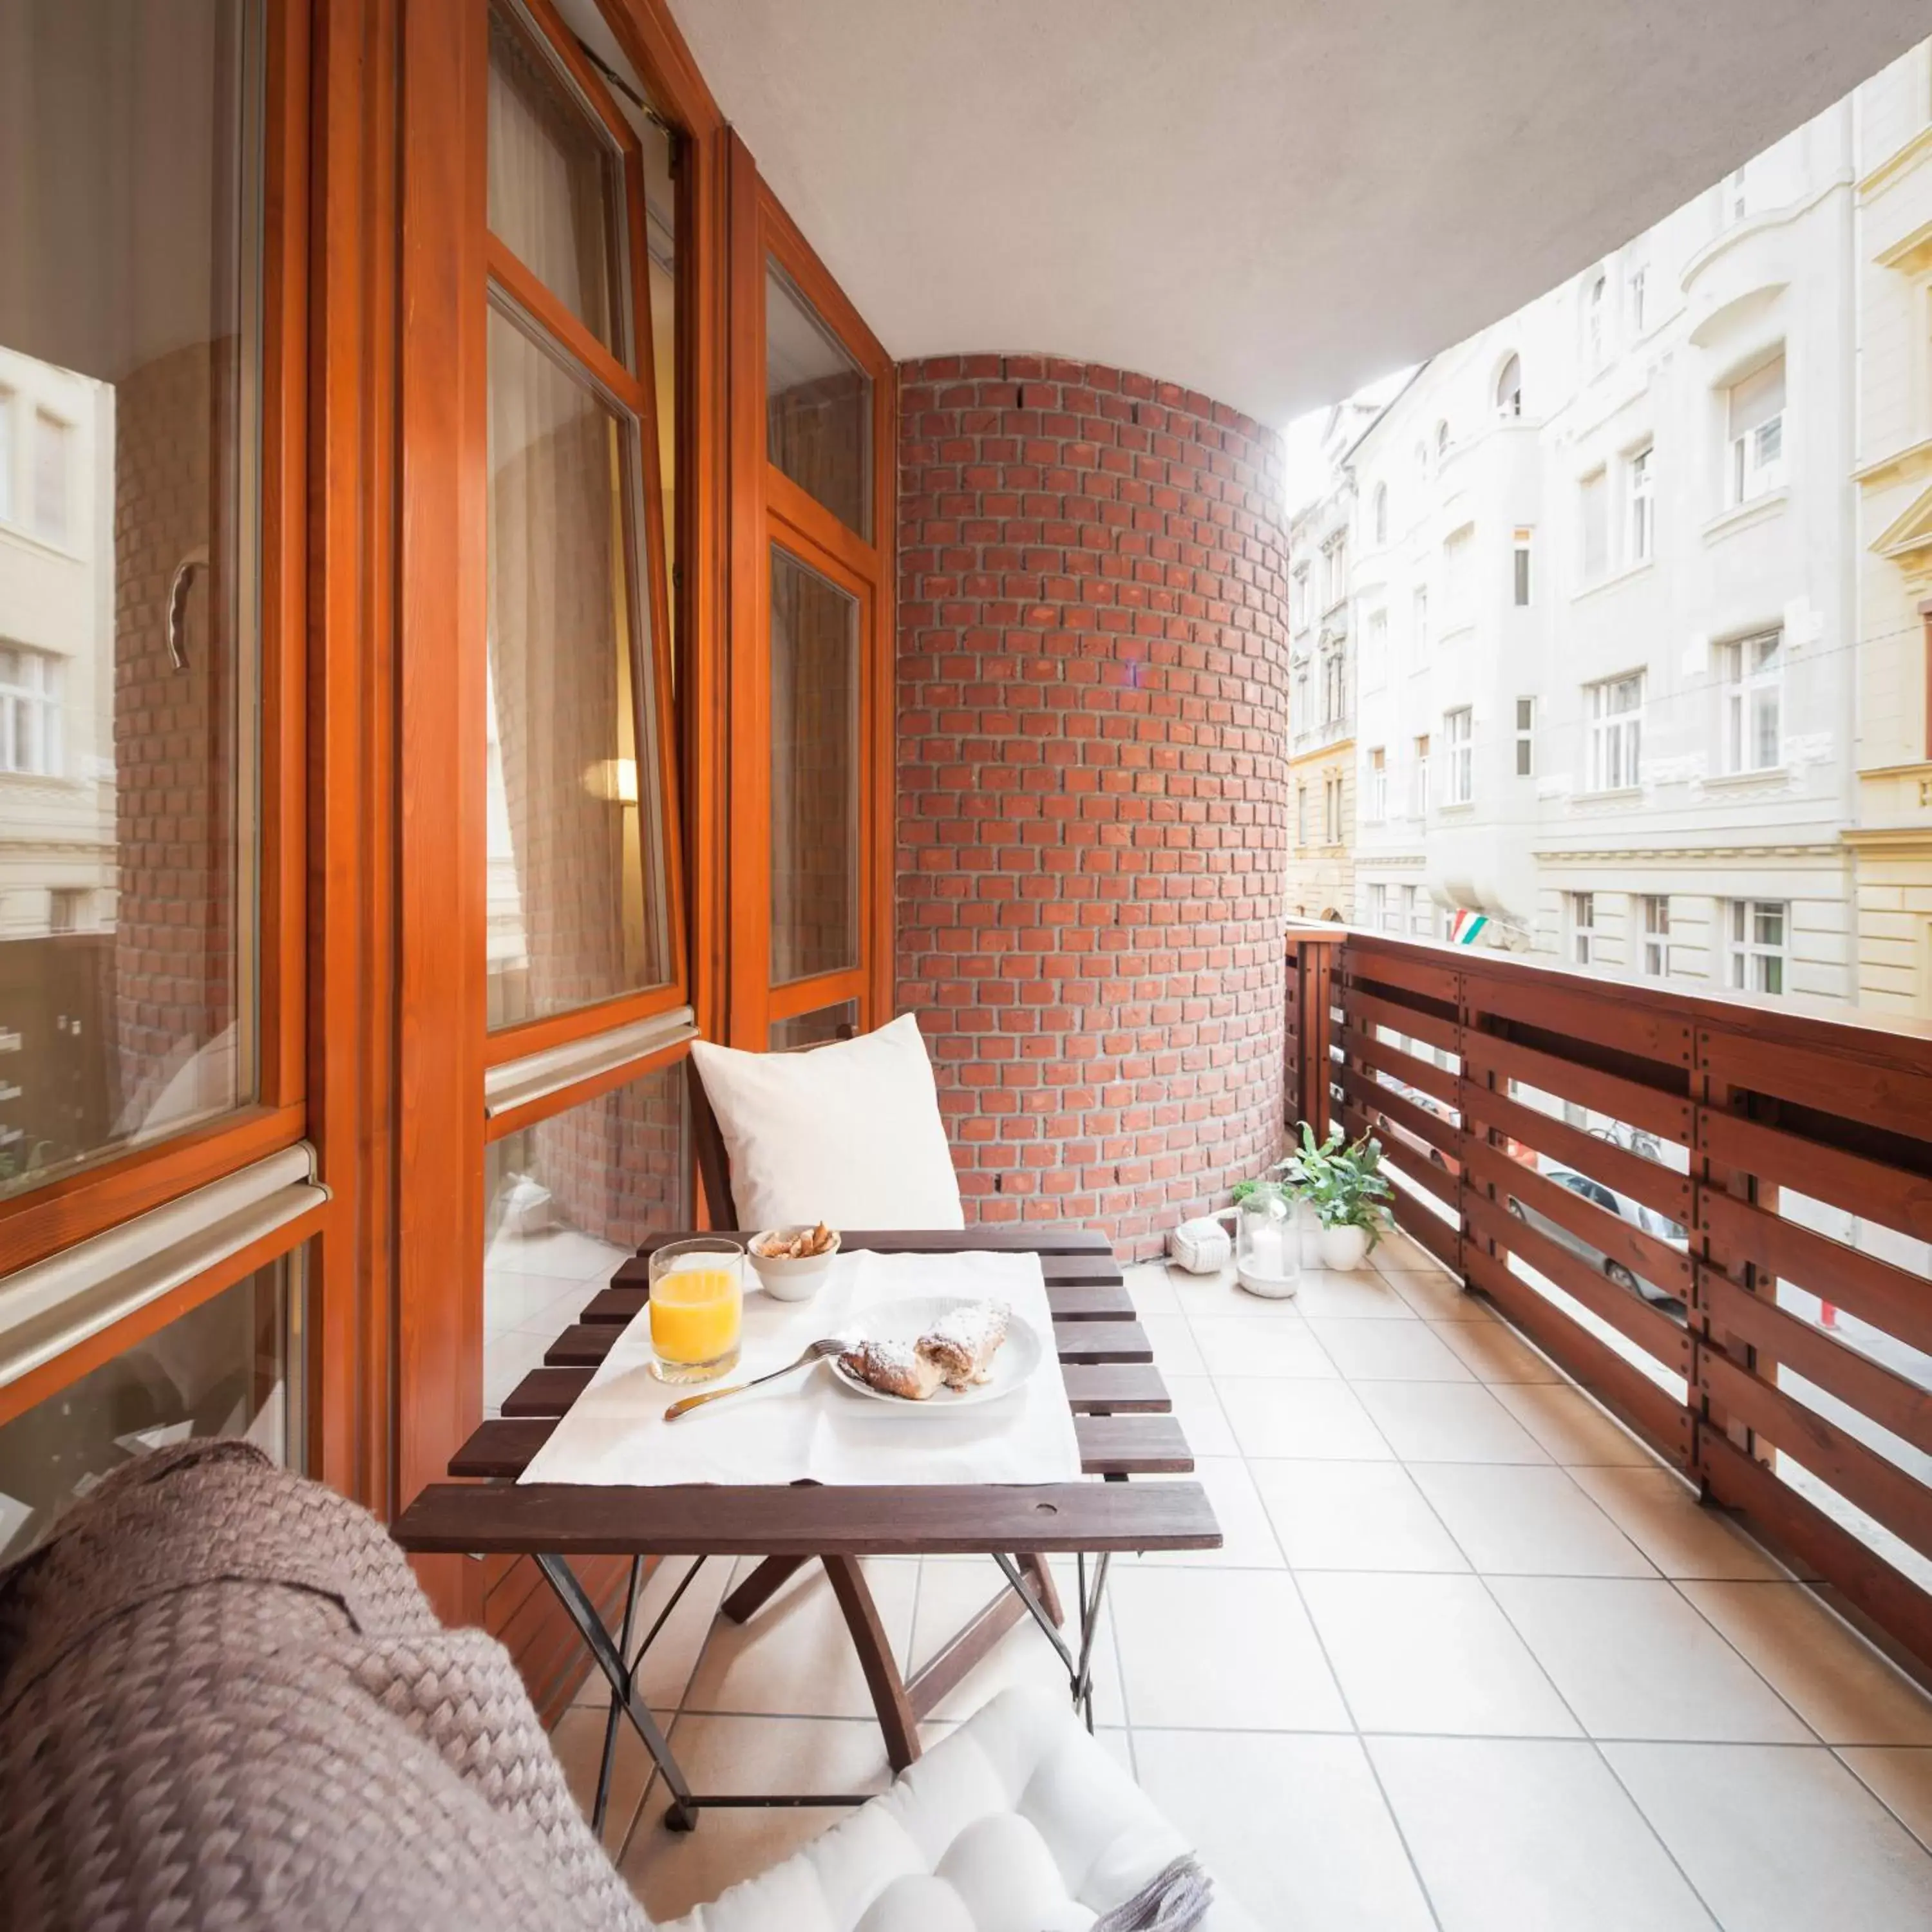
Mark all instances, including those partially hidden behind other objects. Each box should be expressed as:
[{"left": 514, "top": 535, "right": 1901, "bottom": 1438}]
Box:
[{"left": 166, "top": 547, "right": 208, "bottom": 672}]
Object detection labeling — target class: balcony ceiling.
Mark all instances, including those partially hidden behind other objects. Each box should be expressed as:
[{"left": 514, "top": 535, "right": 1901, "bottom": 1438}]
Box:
[{"left": 667, "top": 0, "right": 1927, "bottom": 423}]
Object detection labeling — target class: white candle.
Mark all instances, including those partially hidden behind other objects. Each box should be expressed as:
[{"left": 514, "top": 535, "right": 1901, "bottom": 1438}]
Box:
[{"left": 1247, "top": 1223, "right": 1285, "bottom": 1279}]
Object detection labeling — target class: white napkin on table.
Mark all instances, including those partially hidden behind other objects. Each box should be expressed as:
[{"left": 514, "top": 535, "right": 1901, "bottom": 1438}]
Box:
[{"left": 516, "top": 1249, "right": 1082, "bottom": 1488}]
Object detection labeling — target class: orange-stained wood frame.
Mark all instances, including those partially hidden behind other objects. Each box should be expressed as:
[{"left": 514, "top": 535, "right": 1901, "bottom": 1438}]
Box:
[
  {"left": 725, "top": 133, "right": 897, "bottom": 1052},
  {"left": 0, "top": 0, "right": 313, "bottom": 1287}
]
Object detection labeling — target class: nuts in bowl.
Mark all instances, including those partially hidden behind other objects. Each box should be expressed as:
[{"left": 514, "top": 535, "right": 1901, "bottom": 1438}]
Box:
[{"left": 747, "top": 1222, "right": 840, "bottom": 1301}]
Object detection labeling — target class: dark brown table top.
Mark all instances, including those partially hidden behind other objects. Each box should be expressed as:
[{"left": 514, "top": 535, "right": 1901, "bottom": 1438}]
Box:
[{"left": 390, "top": 1226, "right": 1221, "bottom": 1560}]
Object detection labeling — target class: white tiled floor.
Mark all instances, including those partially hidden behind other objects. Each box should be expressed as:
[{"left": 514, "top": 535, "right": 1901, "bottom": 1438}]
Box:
[{"left": 577, "top": 1229, "right": 1932, "bottom": 1929}]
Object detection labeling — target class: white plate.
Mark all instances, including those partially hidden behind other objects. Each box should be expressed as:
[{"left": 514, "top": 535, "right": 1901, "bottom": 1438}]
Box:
[{"left": 827, "top": 1294, "right": 1042, "bottom": 1410}]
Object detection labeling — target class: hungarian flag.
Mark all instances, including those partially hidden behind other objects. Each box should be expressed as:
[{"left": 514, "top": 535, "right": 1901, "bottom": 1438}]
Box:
[{"left": 1448, "top": 908, "right": 1488, "bottom": 947}]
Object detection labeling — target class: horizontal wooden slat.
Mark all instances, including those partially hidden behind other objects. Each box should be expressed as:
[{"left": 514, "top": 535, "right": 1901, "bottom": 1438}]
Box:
[
  {"left": 1349, "top": 987, "right": 1461, "bottom": 1058},
  {"left": 1465, "top": 1243, "right": 1694, "bottom": 1462},
  {"left": 546, "top": 1316, "right": 1153, "bottom": 1369},
  {"left": 1341, "top": 1067, "right": 1459, "bottom": 1162},
  {"left": 1461, "top": 967, "right": 1693, "bottom": 1068},
  {"left": 1338, "top": 1025, "right": 1459, "bottom": 1108},
  {"left": 1700, "top": 1028, "right": 1932, "bottom": 1144},
  {"left": 1700, "top": 1191, "right": 1932, "bottom": 1356},
  {"left": 1345, "top": 1104, "right": 1459, "bottom": 1209},
  {"left": 1389, "top": 1184, "right": 1461, "bottom": 1271},
  {"left": 1701, "top": 1111, "right": 1932, "bottom": 1245},
  {"left": 1456, "top": 1079, "right": 1692, "bottom": 1226},
  {"left": 1700, "top": 1430, "right": 1932, "bottom": 1672},
  {"left": 1460, "top": 1029, "right": 1692, "bottom": 1145},
  {"left": 449, "top": 1410, "right": 1196, "bottom": 1482},
  {"left": 392, "top": 1478, "right": 1224, "bottom": 1557},
  {"left": 1464, "top": 1191, "right": 1691, "bottom": 1373},
  {"left": 1340, "top": 943, "right": 1461, "bottom": 1005},
  {"left": 1701, "top": 1272, "right": 1932, "bottom": 1460},
  {"left": 1463, "top": 1138, "right": 1690, "bottom": 1294},
  {"left": 502, "top": 1366, "right": 595, "bottom": 1416},
  {"left": 633, "top": 1226, "right": 1115, "bottom": 1261},
  {"left": 1701, "top": 1349, "right": 1932, "bottom": 1566}
]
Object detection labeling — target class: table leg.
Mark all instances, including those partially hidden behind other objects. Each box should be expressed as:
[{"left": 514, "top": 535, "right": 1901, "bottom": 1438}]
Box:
[
  {"left": 822, "top": 1555, "right": 920, "bottom": 1772},
  {"left": 719, "top": 1553, "right": 807, "bottom": 1625},
  {"left": 591, "top": 1557, "right": 643, "bottom": 1837}
]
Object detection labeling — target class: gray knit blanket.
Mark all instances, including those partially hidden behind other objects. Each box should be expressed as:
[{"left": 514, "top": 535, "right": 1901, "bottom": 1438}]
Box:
[{"left": 0, "top": 1438, "right": 652, "bottom": 1932}]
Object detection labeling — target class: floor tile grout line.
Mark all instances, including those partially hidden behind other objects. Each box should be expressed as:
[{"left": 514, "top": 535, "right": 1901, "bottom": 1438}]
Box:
[
  {"left": 1590, "top": 1734, "right": 1729, "bottom": 1930},
  {"left": 1832, "top": 1745, "right": 1932, "bottom": 1857}
]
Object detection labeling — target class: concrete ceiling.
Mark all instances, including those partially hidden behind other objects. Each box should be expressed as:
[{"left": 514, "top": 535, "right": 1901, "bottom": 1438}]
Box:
[{"left": 667, "top": 0, "right": 1930, "bottom": 424}]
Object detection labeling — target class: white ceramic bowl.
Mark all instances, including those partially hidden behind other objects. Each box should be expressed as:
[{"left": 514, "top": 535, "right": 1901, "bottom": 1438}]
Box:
[{"left": 747, "top": 1226, "right": 841, "bottom": 1301}]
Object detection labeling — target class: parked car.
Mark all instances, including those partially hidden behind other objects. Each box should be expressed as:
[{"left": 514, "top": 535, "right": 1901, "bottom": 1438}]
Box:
[
  {"left": 1370, "top": 1081, "right": 1461, "bottom": 1178},
  {"left": 1506, "top": 1164, "right": 1689, "bottom": 1311}
]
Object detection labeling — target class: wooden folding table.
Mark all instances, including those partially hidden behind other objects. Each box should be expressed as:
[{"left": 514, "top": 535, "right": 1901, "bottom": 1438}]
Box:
[{"left": 390, "top": 1227, "right": 1219, "bottom": 1832}]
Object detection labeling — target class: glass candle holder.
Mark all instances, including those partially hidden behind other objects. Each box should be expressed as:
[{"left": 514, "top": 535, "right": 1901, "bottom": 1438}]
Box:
[
  {"left": 647, "top": 1236, "right": 744, "bottom": 1383},
  {"left": 1235, "top": 1182, "right": 1301, "bottom": 1300}
]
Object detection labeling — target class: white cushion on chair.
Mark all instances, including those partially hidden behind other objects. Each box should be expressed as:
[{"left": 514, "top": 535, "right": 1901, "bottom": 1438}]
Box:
[
  {"left": 690, "top": 1015, "right": 964, "bottom": 1231},
  {"left": 660, "top": 1688, "right": 1255, "bottom": 1932}
]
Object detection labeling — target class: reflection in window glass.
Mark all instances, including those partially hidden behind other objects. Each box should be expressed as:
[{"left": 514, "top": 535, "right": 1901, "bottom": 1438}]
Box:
[
  {"left": 486, "top": 305, "right": 670, "bottom": 1026},
  {"left": 0, "top": 1253, "right": 303, "bottom": 1563},
  {"left": 770, "top": 547, "right": 860, "bottom": 985},
  {"left": 770, "top": 1000, "right": 858, "bottom": 1050},
  {"left": 482, "top": 1061, "right": 688, "bottom": 1414},
  {"left": 0, "top": 0, "right": 261, "bottom": 1201},
  {"left": 487, "top": 0, "right": 624, "bottom": 359},
  {"left": 766, "top": 260, "right": 871, "bottom": 538}
]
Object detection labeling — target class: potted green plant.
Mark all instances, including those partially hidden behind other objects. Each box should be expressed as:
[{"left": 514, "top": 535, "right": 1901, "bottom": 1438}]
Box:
[{"left": 1288, "top": 1121, "right": 1393, "bottom": 1271}]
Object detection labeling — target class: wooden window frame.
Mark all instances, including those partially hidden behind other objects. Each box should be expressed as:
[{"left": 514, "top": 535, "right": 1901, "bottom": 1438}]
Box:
[
  {"left": 726, "top": 137, "right": 895, "bottom": 1052},
  {"left": 0, "top": 0, "right": 316, "bottom": 1394}
]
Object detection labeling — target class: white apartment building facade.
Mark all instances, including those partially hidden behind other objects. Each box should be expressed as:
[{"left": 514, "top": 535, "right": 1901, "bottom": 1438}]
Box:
[{"left": 1347, "top": 94, "right": 1862, "bottom": 1003}]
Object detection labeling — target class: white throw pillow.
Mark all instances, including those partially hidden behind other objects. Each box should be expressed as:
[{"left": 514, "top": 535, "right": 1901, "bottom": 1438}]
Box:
[{"left": 690, "top": 1014, "right": 965, "bottom": 1231}]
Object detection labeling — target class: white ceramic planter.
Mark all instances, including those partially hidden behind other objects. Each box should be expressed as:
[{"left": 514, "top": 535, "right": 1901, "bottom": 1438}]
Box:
[
  {"left": 1294, "top": 1200, "right": 1324, "bottom": 1268},
  {"left": 1318, "top": 1224, "right": 1372, "bottom": 1272}
]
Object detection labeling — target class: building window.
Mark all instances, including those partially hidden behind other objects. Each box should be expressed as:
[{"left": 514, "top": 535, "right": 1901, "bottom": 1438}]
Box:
[
  {"left": 1322, "top": 534, "right": 1349, "bottom": 610},
  {"left": 1443, "top": 525, "right": 1473, "bottom": 629},
  {"left": 1640, "top": 895, "right": 1671, "bottom": 977},
  {"left": 1368, "top": 746, "right": 1387, "bottom": 822},
  {"left": 1627, "top": 444, "right": 1653, "bottom": 564},
  {"left": 1586, "top": 672, "right": 1643, "bottom": 791},
  {"left": 1364, "top": 608, "right": 1387, "bottom": 688},
  {"left": 1412, "top": 585, "right": 1429, "bottom": 657},
  {"left": 1496, "top": 354, "right": 1522, "bottom": 417},
  {"left": 0, "top": 390, "right": 13, "bottom": 524},
  {"left": 1728, "top": 898, "right": 1786, "bottom": 996},
  {"left": 1321, "top": 645, "right": 1347, "bottom": 728},
  {"left": 1367, "top": 882, "right": 1388, "bottom": 931},
  {"left": 1323, "top": 772, "right": 1343, "bottom": 844},
  {"left": 1401, "top": 884, "right": 1419, "bottom": 934},
  {"left": 1411, "top": 733, "right": 1431, "bottom": 816},
  {"left": 1586, "top": 272, "right": 1607, "bottom": 369},
  {"left": 1627, "top": 265, "right": 1648, "bottom": 336},
  {"left": 1444, "top": 706, "right": 1473, "bottom": 804},
  {"left": 1720, "top": 629, "right": 1784, "bottom": 773},
  {"left": 1291, "top": 565, "right": 1309, "bottom": 632},
  {"left": 1514, "top": 697, "right": 1535, "bottom": 777},
  {"left": 1728, "top": 355, "right": 1786, "bottom": 506},
  {"left": 0, "top": 644, "right": 62, "bottom": 776},
  {"left": 1513, "top": 529, "right": 1532, "bottom": 607},
  {"left": 1296, "top": 782, "right": 1310, "bottom": 847},
  {"left": 1569, "top": 891, "right": 1598, "bottom": 967},
  {"left": 1293, "top": 659, "right": 1310, "bottom": 733},
  {"left": 1579, "top": 468, "right": 1609, "bottom": 582},
  {"left": 33, "top": 409, "right": 69, "bottom": 545},
  {"left": 47, "top": 888, "right": 86, "bottom": 934},
  {"left": 1373, "top": 483, "right": 1388, "bottom": 545}
]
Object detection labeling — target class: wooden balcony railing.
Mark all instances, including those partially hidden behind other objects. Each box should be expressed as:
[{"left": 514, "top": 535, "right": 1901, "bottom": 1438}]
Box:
[{"left": 1285, "top": 923, "right": 1932, "bottom": 1676}]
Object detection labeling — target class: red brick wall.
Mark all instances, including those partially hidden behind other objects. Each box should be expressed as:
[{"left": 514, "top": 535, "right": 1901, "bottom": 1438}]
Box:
[{"left": 897, "top": 356, "right": 1291, "bottom": 1260}]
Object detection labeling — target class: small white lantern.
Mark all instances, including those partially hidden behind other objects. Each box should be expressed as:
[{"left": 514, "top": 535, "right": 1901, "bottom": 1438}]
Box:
[{"left": 1235, "top": 1182, "right": 1300, "bottom": 1299}]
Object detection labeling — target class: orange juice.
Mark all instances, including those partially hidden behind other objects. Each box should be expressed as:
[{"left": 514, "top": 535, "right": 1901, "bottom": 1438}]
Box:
[{"left": 649, "top": 1265, "right": 742, "bottom": 1381}]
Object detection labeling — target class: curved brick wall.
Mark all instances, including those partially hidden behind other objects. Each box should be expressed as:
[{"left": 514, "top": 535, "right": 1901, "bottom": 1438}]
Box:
[{"left": 896, "top": 355, "right": 1291, "bottom": 1259}]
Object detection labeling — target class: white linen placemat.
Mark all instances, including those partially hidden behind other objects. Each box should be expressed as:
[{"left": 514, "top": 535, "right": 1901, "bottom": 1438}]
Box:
[{"left": 517, "top": 1249, "right": 1083, "bottom": 1488}]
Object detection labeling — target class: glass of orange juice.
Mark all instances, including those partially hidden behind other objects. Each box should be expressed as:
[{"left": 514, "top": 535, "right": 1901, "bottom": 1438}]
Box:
[{"left": 647, "top": 1237, "right": 744, "bottom": 1384}]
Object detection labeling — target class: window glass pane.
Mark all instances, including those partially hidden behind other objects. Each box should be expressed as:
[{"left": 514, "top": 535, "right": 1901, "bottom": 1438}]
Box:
[
  {"left": 770, "top": 1000, "right": 858, "bottom": 1050},
  {"left": 0, "top": 0, "right": 261, "bottom": 1201},
  {"left": 0, "top": 1252, "right": 303, "bottom": 1562},
  {"left": 488, "top": 0, "right": 623, "bottom": 359},
  {"left": 482, "top": 1061, "right": 688, "bottom": 1416},
  {"left": 640, "top": 117, "right": 678, "bottom": 677},
  {"left": 770, "top": 545, "right": 860, "bottom": 984},
  {"left": 766, "top": 260, "right": 872, "bottom": 539},
  {"left": 486, "top": 304, "right": 670, "bottom": 1027}
]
